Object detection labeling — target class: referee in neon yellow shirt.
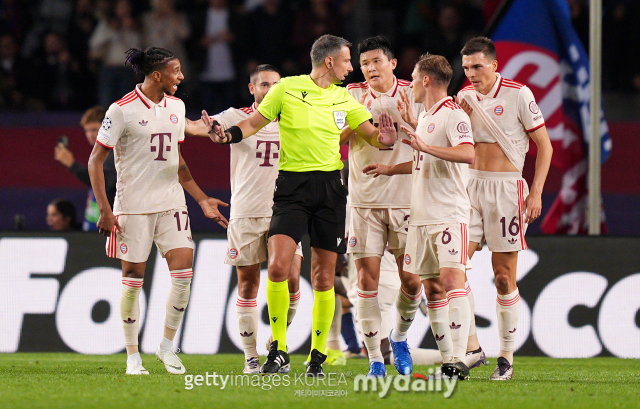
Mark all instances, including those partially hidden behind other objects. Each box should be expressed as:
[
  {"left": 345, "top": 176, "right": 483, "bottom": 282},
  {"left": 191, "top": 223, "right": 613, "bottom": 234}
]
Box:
[{"left": 204, "top": 35, "right": 398, "bottom": 377}]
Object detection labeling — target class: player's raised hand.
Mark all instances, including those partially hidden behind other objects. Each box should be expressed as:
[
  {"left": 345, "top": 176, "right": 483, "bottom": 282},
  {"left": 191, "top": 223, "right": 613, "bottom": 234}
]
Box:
[
  {"left": 362, "top": 163, "right": 393, "bottom": 178},
  {"left": 359, "top": 90, "right": 373, "bottom": 111},
  {"left": 96, "top": 211, "right": 122, "bottom": 237},
  {"left": 377, "top": 111, "right": 398, "bottom": 147},
  {"left": 199, "top": 197, "right": 229, "bottom": 228},
  {"left": 523, "top": 192, "right": 542, "bottom": 224},
  {"left": 455, "top": 95, "right": 473, "bottom": 117},
  {"left": 201, "top": 110, "right": 226, "bottom": 143},
  {"left": 400, "top": 125, "right": 429, "bottom": 153},
  {"left": 397, "top": 89, "right": 417, "bottom": 129}
]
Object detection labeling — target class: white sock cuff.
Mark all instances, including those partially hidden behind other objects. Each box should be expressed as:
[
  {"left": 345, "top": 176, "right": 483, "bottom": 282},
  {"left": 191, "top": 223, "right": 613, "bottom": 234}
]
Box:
[
  {"left": 400, "top": 287, "right": 422, "bottom": 302},
  {"left": 170, "top": 269, "right": 193, "bottom": 279},
  {"left": 236, "top": 296, "right": 257, "bottom": 307},
  {"left": 122, "top": 277, "right": 143, "bottom": 288},
  {"left": 464, "top": 281, "right": 471, "bottom": 292},
  {"left": 497, "top": 288, "right": 520, "bottom": 305},
  {"left": 427, "top": 299, "right": 448, "bottom": 310},
  {"left": 357, "top": 288, "right": 378, "bottom": 298},
  {"left": 446, "top": 289, "right": 468, "bottom": 301},
  {"left": 289, "top": 290, "right": 301, "bottom": 302}
]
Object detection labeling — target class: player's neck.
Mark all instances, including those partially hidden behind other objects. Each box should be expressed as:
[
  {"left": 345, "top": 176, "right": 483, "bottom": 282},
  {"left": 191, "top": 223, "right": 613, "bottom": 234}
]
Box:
[
  {"left": 140, "top": 81, "right": 165, "bottom": 104},
  {"left": 370, "top": 75, "right": 395, "bottom": 95},
  {"left": 479, "top": 73, "right": 498, "bottom": 96},
  {"left": 423, "top": 88, "right": 449, "bottom": 112},
  {"left": 309, "top": 68, "right": 336, "bottom": 89}
]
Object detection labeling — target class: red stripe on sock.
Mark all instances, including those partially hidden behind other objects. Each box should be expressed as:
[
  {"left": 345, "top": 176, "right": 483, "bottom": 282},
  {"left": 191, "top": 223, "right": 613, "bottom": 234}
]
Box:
[
  {"left": 357, "top": 291, "right": 378, "bottom": 298},
  {"left": 401, "top": 287, "right": 422, "bottom": 300},
  {"left": 497, "top": 293, "right": 520, "bottom": 306},
  {"left": 447, "top": 291, "right": 467, "bottom": 300},
  {"left": 427, "top": 300, "right": 449, "bottom": 309}
]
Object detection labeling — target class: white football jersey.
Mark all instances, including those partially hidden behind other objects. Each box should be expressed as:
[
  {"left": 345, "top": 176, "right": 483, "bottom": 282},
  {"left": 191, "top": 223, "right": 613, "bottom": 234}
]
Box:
[
  {"left": 457, "top": 73, "right": 545, "bottom": 173},
  {"left": 213, "top": 104, "right": 280, "bottom": 220},
  {"left": 347, "top": 77, "right": 422, "bottom": 208},
  {"left": 410, "top": 97, "right": 474, "bottom": 225},
  {"left": 97, "top": 85, "right": 186, "bottom": 215}
]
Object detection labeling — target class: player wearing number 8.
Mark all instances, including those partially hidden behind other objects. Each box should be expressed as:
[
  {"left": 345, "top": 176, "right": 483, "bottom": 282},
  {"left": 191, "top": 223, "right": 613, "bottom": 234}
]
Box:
[{"left": 88, "top": 47, "right": 229, "bottom": 376}]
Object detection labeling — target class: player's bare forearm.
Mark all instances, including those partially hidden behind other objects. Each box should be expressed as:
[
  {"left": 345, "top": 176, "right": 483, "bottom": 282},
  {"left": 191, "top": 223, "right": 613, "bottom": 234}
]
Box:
[
  {"left": 177, "top": 150, "right": 207, "bottom": 203},
  {"left": 392, "top": 161, "right": 413, "bottom": 175},
  {"left": 184, "top": 117, "right": 211, "bottom": 137},
  {"left": 88, "top": 143, "right": 112, "bottom": 214},
  {"left": 528, "top": 126, "right": 553, "bottom": 195},
  {"left": 423, "top": 143, "right": 475, "bottom": 164}
]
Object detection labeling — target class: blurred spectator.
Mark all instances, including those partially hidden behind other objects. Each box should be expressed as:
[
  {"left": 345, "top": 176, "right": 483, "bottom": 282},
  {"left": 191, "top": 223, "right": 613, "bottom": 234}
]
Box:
[
  {"left": 244, "top": 0, "right": 294, "bottom": 73},
  {"left": 68, "top": 0, "right": 98, "bottom": 65},
  {"left": 0, "top": 0, "right": 31, "bottom": 40},
  {"left": 423, "top": 5, "right": 465, "bottom": 62},
  {"left": 199, "top": 0, "right": 236, "bottom": 115},
  {"left": 293, "top": 0, "right": 344, "bottom": 72},
  {"left": 35, "top": 32, "right": 92, "bottom": 109},
  {"left": 142, "top": 0, "right": 191, "bottom": 78},
  {"left": 402, "top": 0, "right": 436, "bottom": 46},
  {"left": 22, "top": 0, "right": 74, "bottom": 58},
  {"left": 397, "top": 46, "right": 421, "bottom": 81},
  {"left": 47, "top": 198, "right": 80, "bottom": 231},
  {"left": 89, "top": 0, "right": 141, "bottom": 107},
  {"left": 53, "top": 106, "right": 116, "bottom": 231},
  {"left": 568, "top": 0, "right": 589, "bottom": 49},
  {"left": 448, "top": 0, "right": 484, "bottom": 34},
  {"left": 0, "top": 33, "right": 38, "bottom": 110}
]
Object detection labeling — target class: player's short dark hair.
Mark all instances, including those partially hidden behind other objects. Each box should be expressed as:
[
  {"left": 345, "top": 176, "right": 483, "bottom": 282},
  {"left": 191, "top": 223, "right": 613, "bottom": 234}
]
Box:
[
  {"left": 461, "top": 37, "right": 497, "bottom": 60},
  {"left": 310, "top": 35, "right": 352, "bottom": 67},
  {"left": 250, "top": 64, "right": 281, "bottom": 83},
  {"left": 415, "top": 54, "right": 453, "bottom": 87},
  {"left": 357, "top": 36, "right": 394, "bottom": 60},
  {"left": 80, "top": 106, "right": 106, "bottom": 125},
  {"left": 124, "top": 47, "right": 177, "bottom": 76}
]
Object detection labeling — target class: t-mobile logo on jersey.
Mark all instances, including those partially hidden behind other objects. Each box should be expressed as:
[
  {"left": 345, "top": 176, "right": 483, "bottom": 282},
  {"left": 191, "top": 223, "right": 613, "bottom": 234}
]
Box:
[
  {"left": 150, "top": 133, "right": 172, "bottom": 161},
  {"left": 256, "top": 140, "right": 280, "bottom": 167}
]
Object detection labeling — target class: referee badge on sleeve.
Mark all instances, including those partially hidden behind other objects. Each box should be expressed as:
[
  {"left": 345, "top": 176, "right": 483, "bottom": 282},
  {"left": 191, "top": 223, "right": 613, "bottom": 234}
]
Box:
[{"left": 333, "top": 110, "right": 346, "bottom": 130}]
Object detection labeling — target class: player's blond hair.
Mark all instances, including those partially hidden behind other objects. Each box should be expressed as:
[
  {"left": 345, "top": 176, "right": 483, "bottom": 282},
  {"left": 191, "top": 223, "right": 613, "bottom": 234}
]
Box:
[
  {"left": 80, "top": 106, "right": 106, "bottom": 126},
  {"left": 415, "top": 54, "right": 453, "bottom": 87}
]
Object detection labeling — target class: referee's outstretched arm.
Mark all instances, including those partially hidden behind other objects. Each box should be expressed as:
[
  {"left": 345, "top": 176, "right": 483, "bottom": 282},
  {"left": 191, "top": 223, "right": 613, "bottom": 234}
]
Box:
[
  {"left": 202, "top": 109, "right": 270, "bottom": 144},
  {"left": 340, "top": 111, "right": 398, "bottom": 148}
]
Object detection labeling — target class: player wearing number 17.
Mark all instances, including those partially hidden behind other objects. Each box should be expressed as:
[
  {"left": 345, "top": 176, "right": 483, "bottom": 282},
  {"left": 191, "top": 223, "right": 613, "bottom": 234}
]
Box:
[
  {"left": 364, "top": 54, "right": 475, "bottom": 380},
  {"left": 205, "top": 35, "right": 398, "bottom": 377},
  {"left": 88, "top": 47, "right": 229, "bottom": 376}
]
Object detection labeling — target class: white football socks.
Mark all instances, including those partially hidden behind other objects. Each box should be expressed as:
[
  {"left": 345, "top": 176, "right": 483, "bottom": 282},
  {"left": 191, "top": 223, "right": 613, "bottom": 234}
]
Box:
[
  {"left": 287, "top": 290, "right": 300, "bottom": 326},
  {"left": 121, "top": 277, "right": 143, "bottom": 347},
  {"left": 165, "top": 269, "right": 193, "bottom": 330},
  {"left": 327, "top": 294, "right": 342, "bottom": 350},
  {"left": 428, "top": 299, "right": 453, "bottom": 362},
  {"left": 447, "top": 289, "right": 471, "bottom": 359},
  {"left": 236, "top": 296, "right": 259, "bottom": 360},
  {"left": 357, "top": 288, "right": 383, "bottom": 363},
  {"left": 391, "top": 287, "right": 422, "bottom": 342},
  {"left": 497, "top": 288, "right": 520, "bottom": 363}
]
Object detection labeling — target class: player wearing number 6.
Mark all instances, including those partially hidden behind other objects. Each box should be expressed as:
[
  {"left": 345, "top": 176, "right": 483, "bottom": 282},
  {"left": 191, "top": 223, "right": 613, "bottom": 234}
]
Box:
[
  {"left": 88, "top": 47, "right": 228, "bottom": 376},
  {"left": 364, "top": 54, "right": 475, "bottom": 380},
  {"left": 455, "top": 37, "right": 553, "bottom": 380}
]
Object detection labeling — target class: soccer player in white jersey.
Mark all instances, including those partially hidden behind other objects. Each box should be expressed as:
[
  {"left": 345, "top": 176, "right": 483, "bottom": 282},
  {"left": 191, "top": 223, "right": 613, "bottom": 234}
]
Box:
[
  {"left": 342, "top": 36, "right": 424, "bottom": 378},
  {"left": 365, "top": 54, "right": 476, "bottom": 380},
  {"left": 455, "top": 37, "right": 553, "bottom": 380},
  {"left": 88, "top": 47, "right": 228, "bottom": 376},
  {"left": 194, "top": 65, "right": 304, "bottom": 374}
]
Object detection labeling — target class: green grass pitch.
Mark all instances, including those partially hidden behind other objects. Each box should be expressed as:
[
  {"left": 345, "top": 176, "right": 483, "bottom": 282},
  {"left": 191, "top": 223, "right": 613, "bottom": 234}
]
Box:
[{"left": 2, "top": 354, "right": 640, "bottom": 408}]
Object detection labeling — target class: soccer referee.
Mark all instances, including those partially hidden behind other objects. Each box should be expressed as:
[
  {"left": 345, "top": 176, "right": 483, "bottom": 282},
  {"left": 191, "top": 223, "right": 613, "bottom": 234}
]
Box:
[{"left": 204, "top": 34, "right": 398, "bottom": 377}]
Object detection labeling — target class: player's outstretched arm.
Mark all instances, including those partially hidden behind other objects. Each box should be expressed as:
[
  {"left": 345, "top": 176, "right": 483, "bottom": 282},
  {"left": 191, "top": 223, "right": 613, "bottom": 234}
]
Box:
[
  {"left": 202, "top": 109, "right": 270, "bottom": 144},
  {"left": 354, "top": 112, "right": 397, "bottom": 148},
  {"left": 88, "top": 143, "right": 121, "bottom": 236},
  {"left": 525, "top": 125, "right": 553, "bottom": 224},
  {"left": 184, "top": 117, "right": 213, "bottom": 137},
  {"left": 362, "top": 161, "right": 412, "bottom": 178},
  {"left": 400, "top": 125, "right": 474, "bottom": 164},
  {"left": 177, "top": 148, "right": 229, "bottom": 228}
]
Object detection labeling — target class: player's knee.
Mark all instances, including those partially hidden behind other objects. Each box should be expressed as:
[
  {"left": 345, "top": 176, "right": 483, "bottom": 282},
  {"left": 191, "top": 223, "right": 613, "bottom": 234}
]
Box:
[
  {"left": 238, "top": 279, "right": 259, "bottom": 299},
  {"left": 287, "top": 274, "right": 300, "bottom": 294},
  {"left": 493, "top": 267, "right": 513, "bottom": 293},
  {"left": 123, "top": 270, "right": 144, "bottom": 279},
  {"left": 440, "top": 274, "right": 458, "bottom": 292},
  {"left": 357, "top": 273, "right": 378, "bottom": 291},
  {"left": 401, "top": 273, "right": 422, "bottom": 294}
]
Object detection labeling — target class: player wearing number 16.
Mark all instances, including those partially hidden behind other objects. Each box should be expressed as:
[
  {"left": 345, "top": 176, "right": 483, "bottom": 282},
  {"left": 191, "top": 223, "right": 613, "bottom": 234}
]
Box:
[{"left": 88, "top": 47, "right": 229, "bottom": 376}]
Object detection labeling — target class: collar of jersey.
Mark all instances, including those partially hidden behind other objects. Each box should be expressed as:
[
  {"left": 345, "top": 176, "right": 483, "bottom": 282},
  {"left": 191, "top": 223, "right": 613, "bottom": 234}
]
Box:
[
  {"left": 425, "top": 96, "right": 453, "bottom": 116},
  {"left": 368, "top": 76, "right": 398, "bottom": 99},
  {"left": 474, "top": 73, "right": 503, "bottom": 100},
  {"left": 135, "top": 84, "right": 167, "bottom": 109}
]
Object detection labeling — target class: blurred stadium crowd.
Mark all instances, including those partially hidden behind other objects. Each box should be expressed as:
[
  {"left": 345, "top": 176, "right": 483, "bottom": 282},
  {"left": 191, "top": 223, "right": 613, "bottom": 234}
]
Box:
[{"left": 1, "top": 0, "right": 639, "bottom": 114}]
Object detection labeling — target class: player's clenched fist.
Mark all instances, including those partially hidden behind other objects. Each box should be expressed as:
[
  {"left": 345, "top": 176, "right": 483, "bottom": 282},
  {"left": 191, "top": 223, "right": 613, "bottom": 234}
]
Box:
[
  {"left": 96, "top": 211, "right": 122, "bottom": 237},
  {"left": 199, "top": 197, "right": 229, "bottom": 228}
]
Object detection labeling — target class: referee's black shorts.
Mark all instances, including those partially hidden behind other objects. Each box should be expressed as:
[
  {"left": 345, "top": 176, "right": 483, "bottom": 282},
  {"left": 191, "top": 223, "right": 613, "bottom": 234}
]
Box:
[{"left": 269, "top": 170, "right": 347, "bottom": 254}]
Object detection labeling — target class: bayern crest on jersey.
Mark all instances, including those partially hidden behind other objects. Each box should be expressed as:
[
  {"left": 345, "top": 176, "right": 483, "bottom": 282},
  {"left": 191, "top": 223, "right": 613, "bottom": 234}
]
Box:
[
  {"left": 494, "top": 105, "right": 504, "bottom": 116},
  {"left": 404, "top": 254, "right": 411, "bottom": 265},
  {"left": 428, "top": 123, "right": 435, "bottom": 133},
  {"left": 349, "top": 237, "right": 357, "bottom": 247},
  {"left": 120, "top": 243, "right": 128, "bottom": 254},
  {"left": 229, "top": 248, "right": 238, "bottom": 259},
  {"left": 333, "top": 110, "right": 346, "bottom": 129},
  {"left": 170, "top": 114, "right": 178, "bottom": 124}
]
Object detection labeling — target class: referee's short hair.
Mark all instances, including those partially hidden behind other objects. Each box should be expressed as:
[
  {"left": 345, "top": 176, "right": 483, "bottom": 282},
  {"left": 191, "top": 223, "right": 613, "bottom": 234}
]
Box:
[
  {"left": 310, "top": 34, "right": 352, "bottom": 67},
  {"left": 415, "top": 54, "right": 453, "bottom": 87}
]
